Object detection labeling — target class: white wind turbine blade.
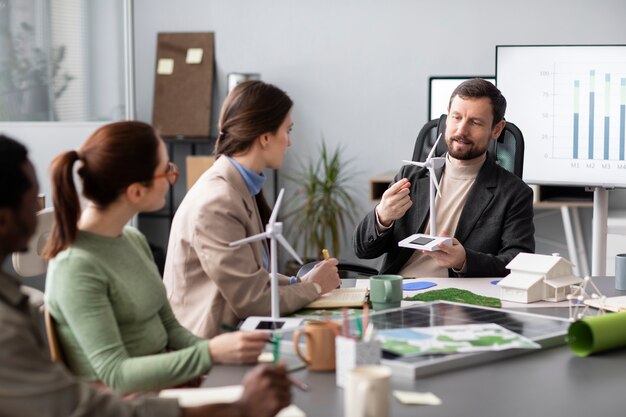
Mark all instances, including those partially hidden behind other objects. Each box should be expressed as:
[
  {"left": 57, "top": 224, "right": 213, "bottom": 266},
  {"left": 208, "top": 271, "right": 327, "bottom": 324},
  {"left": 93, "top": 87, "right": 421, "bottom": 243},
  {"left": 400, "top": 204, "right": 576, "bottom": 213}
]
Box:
[
  {"left": 276, "top": 234, "right": 304, "bottom": 265},
  {"left": 268, "top": 188, "right": 285, "bottom": 226},
  {"left": 427, "top": 133, "right": 443, "bottom": 160},
  {"left": 428, "top": 167, "right": 442, "bottom": 197},
  {"left": 402, "top": 160, "right": 427, "bottom": 167},
  {"left": 229, "top": 231, "right": 271, "bottom": 247}
]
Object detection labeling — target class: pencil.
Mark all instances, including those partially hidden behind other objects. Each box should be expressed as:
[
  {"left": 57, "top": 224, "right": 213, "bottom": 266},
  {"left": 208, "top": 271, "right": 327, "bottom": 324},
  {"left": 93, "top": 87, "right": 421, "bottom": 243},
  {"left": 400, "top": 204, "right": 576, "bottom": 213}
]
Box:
[
  {"left": 362, "top": 302, "right": 369, "bottom": 338},
  {"left": 342, "top": 308, "right": 350, "bottom": 338},
  {"left": 272, "top": 334, "right": 281, "bottom": 365},
  {"left": 322, "top": 248, "right": 330, "bottom": 261}
]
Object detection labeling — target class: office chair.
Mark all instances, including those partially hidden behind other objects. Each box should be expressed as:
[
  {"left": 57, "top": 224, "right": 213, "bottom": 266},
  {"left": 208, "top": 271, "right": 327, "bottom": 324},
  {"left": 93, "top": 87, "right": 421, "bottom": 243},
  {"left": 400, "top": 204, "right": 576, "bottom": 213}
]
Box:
[
  {"left": 44, "top": 306, "right": 65, "bottom": 363},
  {"left": 412, "top": 114, "right": 525, "bottom": 178},
  {"left": 12, "top": 207, "right": 53, "bottom": 308},
  {"left": 12, "top": 207, "right": 66, "bottom": 363},
  {"left": 296, "top": 261, "right": 378, "bottom": 279}
]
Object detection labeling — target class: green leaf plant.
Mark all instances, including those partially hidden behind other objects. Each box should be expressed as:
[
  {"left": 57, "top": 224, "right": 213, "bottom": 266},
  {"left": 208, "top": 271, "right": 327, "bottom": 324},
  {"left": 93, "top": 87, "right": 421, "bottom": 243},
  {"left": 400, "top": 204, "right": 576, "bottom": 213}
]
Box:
[{"left": 284, "top": 141, "right": 358, "bottom": 260}]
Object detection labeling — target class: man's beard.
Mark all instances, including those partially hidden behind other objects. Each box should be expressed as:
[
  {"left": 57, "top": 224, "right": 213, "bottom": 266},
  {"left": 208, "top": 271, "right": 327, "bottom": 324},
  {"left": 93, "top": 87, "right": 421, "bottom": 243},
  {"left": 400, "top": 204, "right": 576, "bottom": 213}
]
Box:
[{"left": 446, "top": 135, "right": 489, "bottom": 160}]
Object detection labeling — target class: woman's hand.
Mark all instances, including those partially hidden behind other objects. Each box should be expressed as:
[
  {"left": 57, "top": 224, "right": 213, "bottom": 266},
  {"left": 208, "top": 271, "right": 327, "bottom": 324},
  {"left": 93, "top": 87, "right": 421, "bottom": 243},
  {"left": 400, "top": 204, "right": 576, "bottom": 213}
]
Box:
[
  {"left": 208, "top": 331, "right": 269, "bottom": 364},
  {"left": 302, "top": 258, "right": 340, "bottom": 294}
]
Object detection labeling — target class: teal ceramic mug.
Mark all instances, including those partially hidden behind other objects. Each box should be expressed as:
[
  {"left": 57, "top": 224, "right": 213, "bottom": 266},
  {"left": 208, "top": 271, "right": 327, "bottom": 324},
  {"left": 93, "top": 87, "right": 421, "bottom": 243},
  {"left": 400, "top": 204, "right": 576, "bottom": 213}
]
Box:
[{"left": 369, "top": 275, "right": 403, "bottom": 311}]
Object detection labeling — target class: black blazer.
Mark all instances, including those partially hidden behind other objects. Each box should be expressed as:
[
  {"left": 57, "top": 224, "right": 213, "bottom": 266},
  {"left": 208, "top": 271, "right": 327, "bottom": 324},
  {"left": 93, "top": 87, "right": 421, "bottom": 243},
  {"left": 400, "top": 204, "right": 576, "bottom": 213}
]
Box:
[{"left": 354, "top": 154, "right": 535, "bottom": 277}]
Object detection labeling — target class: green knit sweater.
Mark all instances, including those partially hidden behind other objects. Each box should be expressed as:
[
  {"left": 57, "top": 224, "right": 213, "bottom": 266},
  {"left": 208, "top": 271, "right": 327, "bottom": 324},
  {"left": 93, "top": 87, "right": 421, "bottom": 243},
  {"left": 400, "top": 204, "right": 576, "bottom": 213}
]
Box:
[{"left": 45, "top": 227, "right": 211, "bottom": 394}]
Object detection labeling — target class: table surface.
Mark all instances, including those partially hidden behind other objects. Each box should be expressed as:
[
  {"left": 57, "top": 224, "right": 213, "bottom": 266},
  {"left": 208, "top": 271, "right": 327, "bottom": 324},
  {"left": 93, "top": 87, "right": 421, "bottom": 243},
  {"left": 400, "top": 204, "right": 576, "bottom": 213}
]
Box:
[{"left": 202, "top": 276, "right": 626, "bottom": 417}]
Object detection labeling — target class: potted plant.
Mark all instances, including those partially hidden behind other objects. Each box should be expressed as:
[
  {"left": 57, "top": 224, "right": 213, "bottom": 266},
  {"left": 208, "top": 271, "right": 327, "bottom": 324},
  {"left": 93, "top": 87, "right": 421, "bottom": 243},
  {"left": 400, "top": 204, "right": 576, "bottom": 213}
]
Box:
[{"left": 284, "top": 141, "right": 358, "bottom": 273}]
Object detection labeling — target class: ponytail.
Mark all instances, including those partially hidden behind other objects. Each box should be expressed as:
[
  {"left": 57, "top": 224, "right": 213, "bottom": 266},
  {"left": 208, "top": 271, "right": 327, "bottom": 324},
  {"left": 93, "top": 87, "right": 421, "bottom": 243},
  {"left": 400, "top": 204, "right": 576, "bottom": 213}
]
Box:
[
  {"left": 43, "top": 151, "right": 81, "bottom": 259},
  {"left": 42, "top": 121, "right": 160, "bottom": 259}
]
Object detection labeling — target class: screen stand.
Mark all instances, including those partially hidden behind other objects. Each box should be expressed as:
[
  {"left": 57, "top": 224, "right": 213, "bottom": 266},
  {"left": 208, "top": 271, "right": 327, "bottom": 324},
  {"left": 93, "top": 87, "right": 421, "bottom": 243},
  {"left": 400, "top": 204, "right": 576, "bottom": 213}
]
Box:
[{"left": 591, "top": 187, "right": 610, "bottom": 276}]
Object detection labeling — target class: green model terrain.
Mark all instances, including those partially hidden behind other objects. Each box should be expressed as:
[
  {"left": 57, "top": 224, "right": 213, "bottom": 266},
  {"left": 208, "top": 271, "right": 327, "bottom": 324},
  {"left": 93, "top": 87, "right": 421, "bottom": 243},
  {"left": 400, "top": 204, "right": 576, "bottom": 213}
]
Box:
[{"left": 403, "top": 288, "right": 502, "bottom": 308}]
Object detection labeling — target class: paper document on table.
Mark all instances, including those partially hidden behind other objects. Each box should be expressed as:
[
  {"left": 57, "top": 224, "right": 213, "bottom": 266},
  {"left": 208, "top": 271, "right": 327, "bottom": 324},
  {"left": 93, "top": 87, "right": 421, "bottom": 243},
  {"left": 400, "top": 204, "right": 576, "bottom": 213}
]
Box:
[
  {"left": 159, "top": 385, "right": 305, "bottom": 417},
  {"left": 305, "top": 288, "right": 368, "bottom": 309},
  {"left": 393, "top": 390, "right": 442, "bottom": 405},
  {"left": 584, "top": 296, "right": 626, "bottom": 312}
]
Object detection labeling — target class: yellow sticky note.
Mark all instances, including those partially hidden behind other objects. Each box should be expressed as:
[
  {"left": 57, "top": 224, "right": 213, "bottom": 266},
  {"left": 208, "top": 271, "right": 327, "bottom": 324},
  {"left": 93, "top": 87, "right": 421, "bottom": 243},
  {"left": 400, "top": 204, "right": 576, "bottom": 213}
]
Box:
[
  {"left": 393, "top": 390, "right": 442, "bottom": 405},
  {"left": 157, "top": 58, "right": 174, "bottom": 75},
  {"left": 186, "top": 48, "right": 204, "bottom": 64}
]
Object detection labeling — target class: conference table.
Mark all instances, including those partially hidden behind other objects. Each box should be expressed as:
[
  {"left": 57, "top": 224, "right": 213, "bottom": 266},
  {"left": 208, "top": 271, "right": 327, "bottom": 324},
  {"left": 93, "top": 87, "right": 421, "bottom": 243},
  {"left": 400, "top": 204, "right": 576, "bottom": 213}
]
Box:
[{"left": 202, "top": 277, "right": 626, "bottom": 417}]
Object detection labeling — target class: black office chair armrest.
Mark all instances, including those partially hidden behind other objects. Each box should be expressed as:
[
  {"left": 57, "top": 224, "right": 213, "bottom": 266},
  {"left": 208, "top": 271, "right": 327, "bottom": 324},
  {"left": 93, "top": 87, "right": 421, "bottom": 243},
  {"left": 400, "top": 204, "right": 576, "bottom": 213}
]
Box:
[{"left": 296, "top": 261, "right": 378, "bottom": 279}]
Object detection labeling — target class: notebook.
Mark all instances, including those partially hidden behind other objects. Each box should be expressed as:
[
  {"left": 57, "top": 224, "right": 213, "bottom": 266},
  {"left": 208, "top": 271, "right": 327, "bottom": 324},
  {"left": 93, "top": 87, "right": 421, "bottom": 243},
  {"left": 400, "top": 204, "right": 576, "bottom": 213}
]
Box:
[{"left": 304, "top": 288, "right": 369, "bottom": 309}]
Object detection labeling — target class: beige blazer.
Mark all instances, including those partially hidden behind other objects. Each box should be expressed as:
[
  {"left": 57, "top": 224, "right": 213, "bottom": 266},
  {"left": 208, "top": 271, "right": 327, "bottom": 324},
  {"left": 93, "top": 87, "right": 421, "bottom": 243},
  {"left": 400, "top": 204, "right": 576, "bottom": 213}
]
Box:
[{"left": 163, "top": 156, "right": 319, "bottom": 338}]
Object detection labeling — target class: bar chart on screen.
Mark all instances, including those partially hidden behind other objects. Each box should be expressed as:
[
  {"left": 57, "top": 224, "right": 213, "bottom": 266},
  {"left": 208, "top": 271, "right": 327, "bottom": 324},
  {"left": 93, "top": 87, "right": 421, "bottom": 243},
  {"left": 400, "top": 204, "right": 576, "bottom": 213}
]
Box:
[{"left": 497, "top": 45, "right": 626, "bottom": 188}]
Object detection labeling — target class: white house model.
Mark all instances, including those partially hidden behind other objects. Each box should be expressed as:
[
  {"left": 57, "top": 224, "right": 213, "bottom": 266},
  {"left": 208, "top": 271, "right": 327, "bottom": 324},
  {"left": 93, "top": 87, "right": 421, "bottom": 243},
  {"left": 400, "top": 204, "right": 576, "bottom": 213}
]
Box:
[{"left": 497, "top": 253, "right": 583, "bottom": 303}]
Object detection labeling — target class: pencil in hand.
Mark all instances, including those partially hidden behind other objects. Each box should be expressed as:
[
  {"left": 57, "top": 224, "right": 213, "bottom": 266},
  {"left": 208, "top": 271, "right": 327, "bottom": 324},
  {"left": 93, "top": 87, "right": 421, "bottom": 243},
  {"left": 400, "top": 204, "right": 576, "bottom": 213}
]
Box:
[{"left": 322, "top": 248, "right": 330, "bottom": 261}]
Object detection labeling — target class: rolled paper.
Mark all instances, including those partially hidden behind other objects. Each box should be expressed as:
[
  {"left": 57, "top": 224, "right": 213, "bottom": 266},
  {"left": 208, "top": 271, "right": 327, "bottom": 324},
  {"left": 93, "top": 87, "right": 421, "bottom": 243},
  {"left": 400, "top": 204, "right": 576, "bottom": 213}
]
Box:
[{"left": 568, "top": 312, "right": 626, "bottom": 356}]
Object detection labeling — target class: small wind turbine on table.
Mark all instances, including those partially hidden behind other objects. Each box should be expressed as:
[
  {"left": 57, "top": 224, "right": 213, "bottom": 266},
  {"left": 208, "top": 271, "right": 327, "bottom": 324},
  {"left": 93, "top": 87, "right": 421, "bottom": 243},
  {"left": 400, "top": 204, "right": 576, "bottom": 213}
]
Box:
[
  {"left": 397, "top": 134, "right": 453, "bottom": 251},
  {"left": 230, "top": 188, "right": 304, "bottom": 331}
]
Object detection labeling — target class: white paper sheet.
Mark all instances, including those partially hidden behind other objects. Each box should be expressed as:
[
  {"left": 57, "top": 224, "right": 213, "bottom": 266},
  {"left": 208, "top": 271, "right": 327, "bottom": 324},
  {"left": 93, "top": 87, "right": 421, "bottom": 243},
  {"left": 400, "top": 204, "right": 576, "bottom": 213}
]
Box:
[{"left": 159, "top": 385, "right": 305, "bottom": 417}]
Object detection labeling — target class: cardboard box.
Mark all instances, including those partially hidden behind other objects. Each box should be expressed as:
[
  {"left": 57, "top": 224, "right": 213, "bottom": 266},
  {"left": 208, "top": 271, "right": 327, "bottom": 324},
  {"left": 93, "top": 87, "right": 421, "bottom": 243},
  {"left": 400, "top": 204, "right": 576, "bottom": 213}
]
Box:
[{"left": 186, "top": 155, "right": 215, "bottom": 190}]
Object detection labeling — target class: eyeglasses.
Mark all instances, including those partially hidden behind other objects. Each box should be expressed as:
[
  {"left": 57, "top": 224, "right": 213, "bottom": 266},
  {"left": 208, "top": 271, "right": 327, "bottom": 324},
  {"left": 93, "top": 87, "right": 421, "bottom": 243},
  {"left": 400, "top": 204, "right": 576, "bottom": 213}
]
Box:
[{"left": 153, "top": 162, "right": 179, "bottom": 185}]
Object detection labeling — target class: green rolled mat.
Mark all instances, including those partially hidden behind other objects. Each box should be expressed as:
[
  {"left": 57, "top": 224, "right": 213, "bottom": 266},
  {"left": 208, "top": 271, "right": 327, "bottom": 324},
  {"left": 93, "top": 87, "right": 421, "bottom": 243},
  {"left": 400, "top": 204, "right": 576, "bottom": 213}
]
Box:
[{"left": 568, "top": 312, "right": 626, "bottom": 357}]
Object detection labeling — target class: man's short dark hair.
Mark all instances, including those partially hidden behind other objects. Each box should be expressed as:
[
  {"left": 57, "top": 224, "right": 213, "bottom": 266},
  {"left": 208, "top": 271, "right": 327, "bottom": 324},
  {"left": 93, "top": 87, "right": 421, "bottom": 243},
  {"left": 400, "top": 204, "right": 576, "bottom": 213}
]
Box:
[
  {"left": 449, "top": 78, "right": 507, "bottom": 126},
  {"left": 0, "top": 135, "right": 31, "bottom": 209}
]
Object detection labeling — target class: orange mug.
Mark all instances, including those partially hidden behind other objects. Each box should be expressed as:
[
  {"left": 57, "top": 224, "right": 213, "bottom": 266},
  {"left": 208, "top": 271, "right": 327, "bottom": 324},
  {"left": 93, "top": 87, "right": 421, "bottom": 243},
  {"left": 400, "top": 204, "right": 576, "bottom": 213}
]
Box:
[{"left": 293, "top": 321, "right": 340, "bottom": 371}]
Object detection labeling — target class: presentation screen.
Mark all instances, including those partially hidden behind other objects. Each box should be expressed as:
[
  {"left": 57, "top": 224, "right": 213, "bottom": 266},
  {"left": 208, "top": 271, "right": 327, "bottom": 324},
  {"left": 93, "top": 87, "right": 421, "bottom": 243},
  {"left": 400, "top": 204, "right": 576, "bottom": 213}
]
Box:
[
  {"left": 429, "top": 76, "right": 495, "bottom": 120},
  {"left": 497, "top": 45, "right": 626, "bottom": 188}
]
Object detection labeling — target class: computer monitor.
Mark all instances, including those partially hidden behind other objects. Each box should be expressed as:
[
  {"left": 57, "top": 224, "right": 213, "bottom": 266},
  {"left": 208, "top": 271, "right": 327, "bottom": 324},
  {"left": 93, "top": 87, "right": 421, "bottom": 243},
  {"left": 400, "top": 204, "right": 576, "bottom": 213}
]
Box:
[{"left": 428, "top": 76, "right": 495, "bottom": 120}]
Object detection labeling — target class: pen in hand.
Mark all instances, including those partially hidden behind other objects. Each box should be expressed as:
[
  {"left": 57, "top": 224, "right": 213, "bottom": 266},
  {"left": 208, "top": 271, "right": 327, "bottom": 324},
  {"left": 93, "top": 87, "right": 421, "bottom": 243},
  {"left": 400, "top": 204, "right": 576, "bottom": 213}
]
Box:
[
  {"left": 273, "top": 335, "right": 309, "bottom": 392},
  {"left": 219, "top": 323, "right": 309, "bottom": 391}
]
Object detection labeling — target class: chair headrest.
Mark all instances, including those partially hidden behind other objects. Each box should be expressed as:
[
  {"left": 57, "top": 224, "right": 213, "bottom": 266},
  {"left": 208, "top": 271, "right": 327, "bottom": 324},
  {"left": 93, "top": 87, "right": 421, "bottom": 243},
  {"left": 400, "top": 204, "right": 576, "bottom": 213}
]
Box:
[{"left": 12, "top": 207, "right": 54, "bottom": 277}]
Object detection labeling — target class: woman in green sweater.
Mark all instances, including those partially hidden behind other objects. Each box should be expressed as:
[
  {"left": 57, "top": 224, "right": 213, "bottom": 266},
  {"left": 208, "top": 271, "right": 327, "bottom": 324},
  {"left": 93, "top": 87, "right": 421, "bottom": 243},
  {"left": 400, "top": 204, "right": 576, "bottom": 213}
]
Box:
[{"left": 43, "top": 121, "right": 269, "bottom": 395}]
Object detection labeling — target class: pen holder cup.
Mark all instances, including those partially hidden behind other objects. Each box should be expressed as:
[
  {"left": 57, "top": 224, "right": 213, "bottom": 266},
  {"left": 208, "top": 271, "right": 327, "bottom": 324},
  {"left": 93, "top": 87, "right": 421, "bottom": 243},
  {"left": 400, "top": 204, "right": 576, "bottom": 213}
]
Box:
[{"left": 335, "top": 336, "right": 382, "bottom": 388}]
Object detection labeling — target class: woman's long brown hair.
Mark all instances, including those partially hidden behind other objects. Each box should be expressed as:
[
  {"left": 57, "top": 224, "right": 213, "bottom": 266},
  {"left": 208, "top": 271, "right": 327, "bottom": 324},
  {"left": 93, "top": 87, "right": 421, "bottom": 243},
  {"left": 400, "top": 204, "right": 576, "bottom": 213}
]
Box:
[
  {"left": 43, "top": 121, "right": 160, "bottom": 259},
  {"left": 215, "top": 80, "right": 293, "bottom": 225}
]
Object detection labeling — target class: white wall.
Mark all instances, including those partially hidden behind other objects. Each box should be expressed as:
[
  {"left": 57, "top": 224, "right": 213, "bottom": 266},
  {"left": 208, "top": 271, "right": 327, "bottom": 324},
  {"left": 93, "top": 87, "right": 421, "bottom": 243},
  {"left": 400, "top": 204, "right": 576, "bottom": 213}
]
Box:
[
  {"left": 87, "top": 0, "right": 126, "bottom": 121},
  {"left": 0, "top": 122, "right": 104, "bottom": 204},
  {"left": 132, "top": 0, "right": 626, "bottom": 267}
]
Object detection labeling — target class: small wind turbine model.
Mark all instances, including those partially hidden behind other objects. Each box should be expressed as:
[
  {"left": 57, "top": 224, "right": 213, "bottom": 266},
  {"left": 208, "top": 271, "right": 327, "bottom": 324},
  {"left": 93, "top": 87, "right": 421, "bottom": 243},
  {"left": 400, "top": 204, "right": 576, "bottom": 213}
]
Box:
[
  {"left": 230, "top": 188, "right": 304, "bottom": 331},
  {"left": 397, "top": 134, "right": 453, "bottom": 251}
]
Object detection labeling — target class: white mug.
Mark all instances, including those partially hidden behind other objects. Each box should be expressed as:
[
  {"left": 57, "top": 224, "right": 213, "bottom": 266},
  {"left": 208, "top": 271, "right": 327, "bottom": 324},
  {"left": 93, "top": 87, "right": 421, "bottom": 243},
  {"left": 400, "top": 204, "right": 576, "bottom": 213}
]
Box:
[{"left": 344, "top": 365, "right": 391, "bottom": 417}]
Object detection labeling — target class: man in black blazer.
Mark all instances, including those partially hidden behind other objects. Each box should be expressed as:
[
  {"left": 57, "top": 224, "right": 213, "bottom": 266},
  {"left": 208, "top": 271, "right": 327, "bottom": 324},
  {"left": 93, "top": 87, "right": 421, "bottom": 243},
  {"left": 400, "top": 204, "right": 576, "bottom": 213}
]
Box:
[{"left": 354, "top": 79, "right": 534, "bottom": 278}]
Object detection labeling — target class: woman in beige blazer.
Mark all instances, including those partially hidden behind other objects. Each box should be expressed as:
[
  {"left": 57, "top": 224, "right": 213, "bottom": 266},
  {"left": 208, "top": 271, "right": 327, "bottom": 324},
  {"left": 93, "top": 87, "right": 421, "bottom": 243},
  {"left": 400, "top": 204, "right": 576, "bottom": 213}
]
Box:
[{"left": 164, "top": 81, "right": 340, "bottom": 338}]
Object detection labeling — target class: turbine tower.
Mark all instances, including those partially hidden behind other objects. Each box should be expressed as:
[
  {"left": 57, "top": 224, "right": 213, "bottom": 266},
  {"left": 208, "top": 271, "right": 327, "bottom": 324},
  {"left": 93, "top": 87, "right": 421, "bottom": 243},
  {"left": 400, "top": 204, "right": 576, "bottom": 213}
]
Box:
[
  {"left": 230, "top": 188, "right": 302, "bottom": 319},
  {"left": 402, "top": 133, "right": 445, "bottom": 235}
]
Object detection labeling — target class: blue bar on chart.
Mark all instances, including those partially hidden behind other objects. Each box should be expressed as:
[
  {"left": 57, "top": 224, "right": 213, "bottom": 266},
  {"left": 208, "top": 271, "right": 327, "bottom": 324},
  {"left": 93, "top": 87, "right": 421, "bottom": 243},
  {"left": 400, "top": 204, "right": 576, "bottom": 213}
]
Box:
[
  {"left": 619, "top": 78, "right": 626, "bottom": 161},
  {"left": 588, "top": 70, "right": 595, "bottom": 159},
  {"left": 573, "top": 80, "right": 580, "bottom": 159},
  {"left": 604, "top": 74, "right": 611, "bottom": 160}
]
